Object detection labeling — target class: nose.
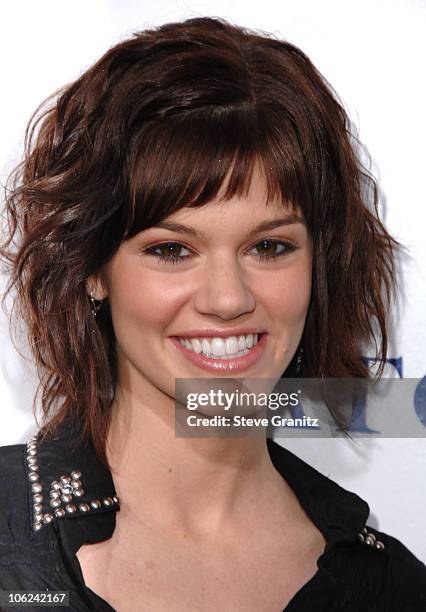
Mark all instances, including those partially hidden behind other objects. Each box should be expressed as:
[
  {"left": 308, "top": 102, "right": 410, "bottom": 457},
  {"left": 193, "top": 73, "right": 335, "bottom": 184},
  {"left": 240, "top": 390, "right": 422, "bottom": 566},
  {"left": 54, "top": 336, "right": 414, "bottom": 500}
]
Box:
[{"left": 193, "top": 254, "right": 256, "bottom": 320}]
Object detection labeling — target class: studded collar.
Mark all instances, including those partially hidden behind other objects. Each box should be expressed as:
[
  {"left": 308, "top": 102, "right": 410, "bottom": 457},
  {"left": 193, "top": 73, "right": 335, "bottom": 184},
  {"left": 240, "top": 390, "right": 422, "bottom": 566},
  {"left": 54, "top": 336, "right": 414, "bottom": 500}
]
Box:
[
  {"left": 25, "top": 419, "right": 120, "bottom": 536},
  {"left": 25, "top": 417, "right": 382, "bottom": 553}
]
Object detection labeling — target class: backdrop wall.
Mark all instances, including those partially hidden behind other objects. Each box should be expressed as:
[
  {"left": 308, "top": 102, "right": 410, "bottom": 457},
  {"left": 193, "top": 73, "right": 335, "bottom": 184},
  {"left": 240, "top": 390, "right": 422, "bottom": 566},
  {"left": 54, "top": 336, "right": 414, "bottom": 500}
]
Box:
[{"left": 1, "top": 0, "right": 425, "bottom": 562}]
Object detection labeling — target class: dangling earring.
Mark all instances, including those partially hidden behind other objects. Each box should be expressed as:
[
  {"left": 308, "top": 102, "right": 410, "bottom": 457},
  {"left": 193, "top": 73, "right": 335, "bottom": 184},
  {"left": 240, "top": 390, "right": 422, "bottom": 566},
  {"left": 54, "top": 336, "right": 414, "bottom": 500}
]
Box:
[
  {"left": 89, "top": 290, "right": 104, "bottom": 318},
  {"left": 295, "top": 346, "right": 304, "bottom": 375}
]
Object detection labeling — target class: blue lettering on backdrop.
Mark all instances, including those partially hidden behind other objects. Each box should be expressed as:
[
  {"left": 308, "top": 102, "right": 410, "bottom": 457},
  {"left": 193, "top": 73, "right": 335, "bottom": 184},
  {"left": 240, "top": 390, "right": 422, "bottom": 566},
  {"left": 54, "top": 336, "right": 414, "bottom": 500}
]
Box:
[
  {"left": 362, "top": 356, "right": 403, "bottom": 379},
  {"left": 345, "top": 356, "right": 404, "bottom": 434},
  {"left": 287, "top": 357, "right": 425, "bottom": 432},
  {"left": 289, "top": 396, "right": 306, "bottom": 422},
  {"left": 414, "top": 375, "right": 426, "bottom": 427},
  {"left": 346, "top": 383, "right": 380, "bottom": 434}
]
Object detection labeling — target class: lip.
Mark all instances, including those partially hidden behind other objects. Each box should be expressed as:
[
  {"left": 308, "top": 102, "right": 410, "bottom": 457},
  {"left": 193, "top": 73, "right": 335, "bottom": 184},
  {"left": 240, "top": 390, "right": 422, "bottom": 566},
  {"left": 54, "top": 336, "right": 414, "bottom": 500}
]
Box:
[
  {"left": 170, "top": 332, "right": 268, "bottom": 373},
  {"left": 171, "top": 328, "right": 266, "bottom": 339}
]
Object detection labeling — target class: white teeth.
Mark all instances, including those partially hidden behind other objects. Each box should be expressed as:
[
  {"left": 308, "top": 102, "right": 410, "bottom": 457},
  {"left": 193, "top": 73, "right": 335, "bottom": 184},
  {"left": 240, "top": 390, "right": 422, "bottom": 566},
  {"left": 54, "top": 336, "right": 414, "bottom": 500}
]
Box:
[
  {"left": 178, "top": 333, "right": 261, "bottom": 359},
  {"left": 219, "top": 349, "right": 249, "bottom": 359},
  {"left": 211, "top": 338, "right": 226, "bottom": 356},
  {"left": 225, "top": 336, "right": 239, "bottom": 354},
  {"left": 191, "top": 338, "right": 202, "bottom": 353},
  {"left": 201, "top": 339, "right": 211, "bottom": 355},
  {"left": 238, "top": 335, "right": 246, "bottom": 351}
]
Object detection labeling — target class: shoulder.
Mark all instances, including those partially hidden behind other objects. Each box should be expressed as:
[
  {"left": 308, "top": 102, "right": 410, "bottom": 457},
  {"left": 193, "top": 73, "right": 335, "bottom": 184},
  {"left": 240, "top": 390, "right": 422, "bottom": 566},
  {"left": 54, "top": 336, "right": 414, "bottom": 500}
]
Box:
[
  {"left": 0, "top": 441, "right": 44, "bottom": 581},
  {"left": 358, "top": 524, "right": 426, "bottom": 610},
  {"left": 0, "top": 439, "right": 57, "bottom": 544},
  {"left": 0, "top": 442, "right": 29, "bottom": 542},
  {"left": 374, "top": 525, "right": 426, "bottom": 609},
  {"left": 0, "top": 439, "right": 26, "bottom": 471}
]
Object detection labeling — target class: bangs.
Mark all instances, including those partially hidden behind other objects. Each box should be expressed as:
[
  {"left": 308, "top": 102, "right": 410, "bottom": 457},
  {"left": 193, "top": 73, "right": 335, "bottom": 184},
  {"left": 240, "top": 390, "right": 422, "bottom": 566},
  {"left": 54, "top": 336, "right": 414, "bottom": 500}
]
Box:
[{"left": 124, "top": 104, "right": 315, "bottom": 239}]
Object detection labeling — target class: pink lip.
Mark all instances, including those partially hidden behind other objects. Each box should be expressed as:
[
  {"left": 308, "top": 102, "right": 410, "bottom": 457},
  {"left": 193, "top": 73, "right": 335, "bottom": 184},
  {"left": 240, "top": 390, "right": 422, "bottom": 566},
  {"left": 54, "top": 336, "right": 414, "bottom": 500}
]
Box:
[{"left": 170, "top": 333, "right": 267, "bottom": 373}]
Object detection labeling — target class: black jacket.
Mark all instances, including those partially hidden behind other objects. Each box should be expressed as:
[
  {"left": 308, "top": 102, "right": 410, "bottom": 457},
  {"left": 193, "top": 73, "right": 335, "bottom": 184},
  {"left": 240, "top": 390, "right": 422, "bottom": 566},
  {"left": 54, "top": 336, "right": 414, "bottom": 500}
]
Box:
[{"left": 0, "top": 419, "right": 425, "bottom": 611}]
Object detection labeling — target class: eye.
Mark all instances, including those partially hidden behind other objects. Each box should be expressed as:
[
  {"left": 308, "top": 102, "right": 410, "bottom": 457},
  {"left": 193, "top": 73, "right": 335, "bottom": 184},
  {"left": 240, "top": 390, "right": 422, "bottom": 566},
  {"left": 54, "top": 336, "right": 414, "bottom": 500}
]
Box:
[
  {"left": 250, "top": 239, "right": 298, "bottom": 261},
  {"left": 142, "top": 238, "right": 298, "bottom": 265},
  {"left": 142, "top": 242, "right": 192, "bottom": 265}
]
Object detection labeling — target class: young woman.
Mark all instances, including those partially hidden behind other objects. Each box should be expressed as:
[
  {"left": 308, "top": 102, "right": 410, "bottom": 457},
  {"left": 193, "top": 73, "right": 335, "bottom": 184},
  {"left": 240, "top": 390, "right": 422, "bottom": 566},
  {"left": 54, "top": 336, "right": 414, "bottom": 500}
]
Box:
[{"left": 0, "top": 16, "right": 425, "bottom": 612}]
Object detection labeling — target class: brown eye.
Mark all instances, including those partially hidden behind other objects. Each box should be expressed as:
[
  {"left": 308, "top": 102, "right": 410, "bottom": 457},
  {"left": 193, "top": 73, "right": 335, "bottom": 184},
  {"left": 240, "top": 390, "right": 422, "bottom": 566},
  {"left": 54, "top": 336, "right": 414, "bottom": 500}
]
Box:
[
  {"left": 143, "top": 242, "right": 192, "bottom": 264},
  {"left": 252, "top": 239, "right": 297, "bottom": 261},
  {"left": 156, "top": 243, "right": 184, "bottom": 257}
]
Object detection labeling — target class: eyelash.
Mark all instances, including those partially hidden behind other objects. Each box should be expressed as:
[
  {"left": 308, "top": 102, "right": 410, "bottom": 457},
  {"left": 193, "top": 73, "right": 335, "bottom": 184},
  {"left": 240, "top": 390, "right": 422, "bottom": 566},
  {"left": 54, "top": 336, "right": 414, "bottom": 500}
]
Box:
[{"left": 142, "top": 239, "right": 298, "bottom": 265}]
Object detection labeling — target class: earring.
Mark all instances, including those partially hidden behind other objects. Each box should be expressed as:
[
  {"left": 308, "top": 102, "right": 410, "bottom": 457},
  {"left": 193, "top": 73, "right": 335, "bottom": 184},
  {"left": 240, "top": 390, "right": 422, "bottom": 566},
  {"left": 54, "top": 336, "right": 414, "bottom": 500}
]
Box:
[
  {"left": 295, "top": 346, "right": 304, "bottom": 375},
  {"left": 89, "top": 290, "right": 104, "bottom": 318}
]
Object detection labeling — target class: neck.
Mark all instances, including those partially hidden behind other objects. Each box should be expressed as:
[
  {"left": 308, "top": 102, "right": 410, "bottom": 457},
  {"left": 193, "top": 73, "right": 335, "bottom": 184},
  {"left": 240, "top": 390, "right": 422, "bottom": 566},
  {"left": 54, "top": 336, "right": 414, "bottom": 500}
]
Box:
[{"left": 105, "top": 385, "right": 293, "bottom": 539}]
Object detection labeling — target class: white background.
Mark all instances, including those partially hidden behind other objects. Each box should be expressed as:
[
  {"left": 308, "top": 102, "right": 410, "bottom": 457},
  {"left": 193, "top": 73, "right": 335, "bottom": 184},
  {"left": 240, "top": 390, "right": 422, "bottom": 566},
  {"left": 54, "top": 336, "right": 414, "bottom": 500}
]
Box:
[{"left": 1, "top": 0, "right": 425, "bottom": 562}]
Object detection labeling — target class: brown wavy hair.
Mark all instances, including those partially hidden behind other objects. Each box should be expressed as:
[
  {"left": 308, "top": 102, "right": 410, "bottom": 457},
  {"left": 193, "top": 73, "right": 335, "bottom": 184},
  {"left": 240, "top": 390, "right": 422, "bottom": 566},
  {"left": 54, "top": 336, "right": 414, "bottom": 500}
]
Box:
[{"left": 0, "top": 17, "right": 399, "bottom": 466}]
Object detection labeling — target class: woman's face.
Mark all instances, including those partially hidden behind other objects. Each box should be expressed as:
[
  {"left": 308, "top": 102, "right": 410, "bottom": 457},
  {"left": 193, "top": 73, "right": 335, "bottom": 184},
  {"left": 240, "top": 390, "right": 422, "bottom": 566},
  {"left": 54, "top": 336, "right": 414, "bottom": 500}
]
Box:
[{"left": 92, "top": 166, "right": 313, "bottom": 402}]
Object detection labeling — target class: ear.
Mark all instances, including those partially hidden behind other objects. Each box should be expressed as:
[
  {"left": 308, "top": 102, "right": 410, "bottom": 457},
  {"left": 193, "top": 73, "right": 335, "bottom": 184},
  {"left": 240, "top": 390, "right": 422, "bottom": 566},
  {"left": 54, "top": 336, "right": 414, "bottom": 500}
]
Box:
[{"left": 86, "top": 274, "right": 108, "bottom": 300}]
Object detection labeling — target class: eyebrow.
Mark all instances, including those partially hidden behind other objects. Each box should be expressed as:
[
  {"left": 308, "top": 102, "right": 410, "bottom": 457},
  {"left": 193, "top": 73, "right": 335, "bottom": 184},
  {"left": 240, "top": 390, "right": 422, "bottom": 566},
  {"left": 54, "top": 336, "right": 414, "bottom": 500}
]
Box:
[{"left": 152, "top": 215, "right": 305, "bottom": 241}]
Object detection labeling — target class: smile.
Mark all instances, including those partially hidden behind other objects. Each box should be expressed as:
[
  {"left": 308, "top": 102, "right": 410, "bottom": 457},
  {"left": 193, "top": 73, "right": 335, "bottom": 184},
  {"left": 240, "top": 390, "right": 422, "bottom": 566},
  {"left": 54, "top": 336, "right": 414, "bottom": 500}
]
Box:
[
  {"left": 170, "top": 333, "right": 267, "bottom": 373},
  {"left": 178, "top": 333, "right": 259, "bottom": 359}
]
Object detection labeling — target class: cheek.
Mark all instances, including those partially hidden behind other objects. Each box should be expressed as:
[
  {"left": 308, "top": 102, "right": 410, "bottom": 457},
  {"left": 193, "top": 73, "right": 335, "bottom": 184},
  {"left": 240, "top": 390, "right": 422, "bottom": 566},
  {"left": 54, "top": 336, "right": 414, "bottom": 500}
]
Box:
[
  {"left": 260, "top": 260, "right": 312, "bottom": 323},
  {"left": 107, "top": 264, "right": 189, "bottom": 333}
]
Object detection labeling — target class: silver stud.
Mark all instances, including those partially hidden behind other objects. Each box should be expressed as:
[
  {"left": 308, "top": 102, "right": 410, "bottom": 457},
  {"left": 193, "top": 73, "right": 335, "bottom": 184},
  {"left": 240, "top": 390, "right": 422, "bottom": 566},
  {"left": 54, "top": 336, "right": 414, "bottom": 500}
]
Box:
[
  {"left": 113, "top": 495, "right": 119, "bottom": 504},
  {"left": 26, "top": 434, "right": 113, "bottom": 533},
  {"left": 358, "top": 527, "right": 385, "bottom": 551}
]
